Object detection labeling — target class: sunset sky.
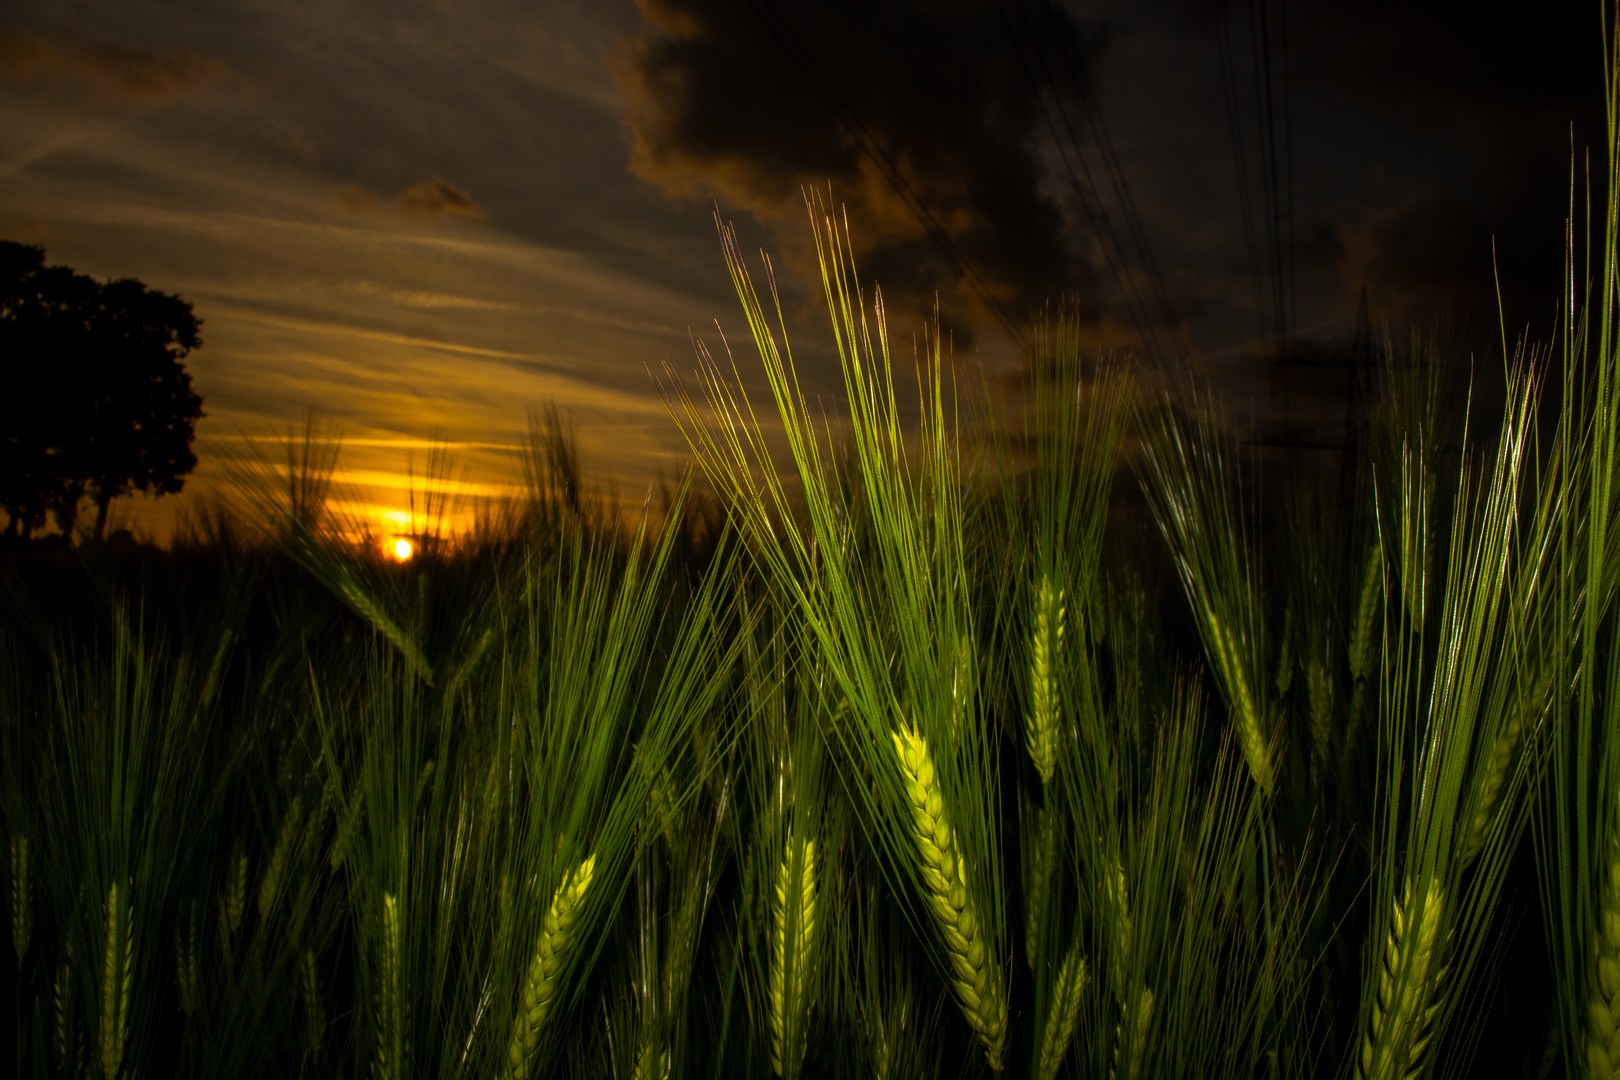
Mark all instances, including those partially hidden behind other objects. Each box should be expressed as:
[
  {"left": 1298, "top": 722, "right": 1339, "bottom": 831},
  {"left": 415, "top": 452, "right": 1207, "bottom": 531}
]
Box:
[{"left": 0, "top": 0, "right": 1601, "bottom": 544}]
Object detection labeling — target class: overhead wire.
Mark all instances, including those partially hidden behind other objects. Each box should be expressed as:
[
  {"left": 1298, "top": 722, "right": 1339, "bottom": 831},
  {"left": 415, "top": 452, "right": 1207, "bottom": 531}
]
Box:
[
  {"left": 994, "top": 1, "right": 1167, "bottom": 362},
  {"left": 1028, "top": 0, "right": 1193, "bottom": 361}
]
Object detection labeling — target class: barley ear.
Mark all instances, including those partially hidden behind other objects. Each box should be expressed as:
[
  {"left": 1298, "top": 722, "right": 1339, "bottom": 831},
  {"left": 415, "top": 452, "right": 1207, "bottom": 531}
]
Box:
[
  {"left": 220, "top": 849, "right": 248, "bottom": 942},
  {"left": 1108, "top": 987, "right": 1153, "bottom": 1080},
  {"left": 1585, "top": 834, "right": 1620, "bottom": 1080},
  {"left": 1356, "top": 878, "right": 1447, "bottom": 1080},
  {"left": 331, "top": 792, "right": 365, "bottom": 871},
  {"left": 1306, "top": 659, "right": 1333, "bottom": 774},
  {"left": 1348, "top": 544, "right": 1382, "bottom": 682},
  {"left": 1037, "top": 944, "right": 1089, "bottom": 1080},
  {"left": 302, "top": 949, "right": 326, "bottom": 1060},
  {"left": 9, "top": 834, "right": 30, "bottom": 964},
  {"left": 55, "top": 955, "right": 74, "bottom": 1073},
  {"left": 1026, "top": 573, "right": 1065, "bottom": 785},
  {"left": 99, "top": 881, "right": 133, "bottom": 1080},
  {"left": 1104, "top": 860, "right": 1134, "bottom": 1007},
  {"left": 259, "top": 795, "right": 303, "bottom": 921},
  {"left": 770, "top": 835, "right": 818, "bottom": 1079},
  {"left": 1459, "top": 690, "right": 1535, "bottom": 867},
  {"left": 174, "top": 901, "right": 201, "bottom": 1015},
  {"left": 891, "top": 725, "right": 1007, "bottom": 1069},
  {"left": 374, "top": 891, "right": 405, "bottom": 1080},
  {"left": 1024, "top": 805, "right": 1051, "bottom": 971},
  {"left": 632, "top": 1040, "right": 669, "bottom": 1080},
  {"left": 1208, "top": 613, "right": 1274, "bottom": 796},
  {"left": 505, "top": 854, "right": 597, "bottom": 1080}
]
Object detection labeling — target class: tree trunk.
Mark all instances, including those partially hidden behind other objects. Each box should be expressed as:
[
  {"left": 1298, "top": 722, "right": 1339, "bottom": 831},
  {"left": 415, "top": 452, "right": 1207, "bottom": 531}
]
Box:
[
  {"left": 93, "top": 494, "right": 113, "bottom": 542},
  {"left": 53, "top": 483, "right": 83, "bottom": 543}
]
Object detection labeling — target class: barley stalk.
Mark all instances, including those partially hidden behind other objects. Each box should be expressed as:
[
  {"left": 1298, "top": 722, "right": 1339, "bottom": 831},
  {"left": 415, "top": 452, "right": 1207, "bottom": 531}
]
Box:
[
  {"left": 770, "top": 835, "right": 818, "bottom": 1079},
  {"left": 374, "top": 890, "right": 405, "bottom": 1080},
  {"left": 99, "top": 881, "right": 133, "bottom": 1080},
  {"left": 1037, "top": 943, "right": 1089, "bottom": 1080},
  {"left": 890, "top": 724, "right": 1007, "bottom": 1069},
  {"left": 1026, "top": 573, "right": 1064, "bottom": 786},
  {"left": 10, "top": 834, "right": 30, "bottom": 964},
  {"left": 1356, "top": 878, "right": 1447, "bottom": 1080},
  {"left": 1585, "top": 826, "right": 1620, "bottom": 1080},
  {"left": 505, "top": 854, "right": 597, "bottom": 1080},
  {"left": 302, "top": 949, "right": 326, "bottom": 1060},
  {"left": 259, "top": 795, "right": 303, "bottom": 921}
]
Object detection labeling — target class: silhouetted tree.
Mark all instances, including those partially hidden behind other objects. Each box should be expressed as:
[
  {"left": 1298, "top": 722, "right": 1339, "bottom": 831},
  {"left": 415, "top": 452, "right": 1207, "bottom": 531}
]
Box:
[{"left": 0, "top": 242, "right": 204, "bottom": 542}]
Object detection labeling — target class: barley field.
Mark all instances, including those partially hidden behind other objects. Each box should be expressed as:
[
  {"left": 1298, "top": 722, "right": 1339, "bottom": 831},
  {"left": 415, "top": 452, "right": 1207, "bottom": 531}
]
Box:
[{"left": 7, "top": 44, "right": 1620, "bottom": 1080}]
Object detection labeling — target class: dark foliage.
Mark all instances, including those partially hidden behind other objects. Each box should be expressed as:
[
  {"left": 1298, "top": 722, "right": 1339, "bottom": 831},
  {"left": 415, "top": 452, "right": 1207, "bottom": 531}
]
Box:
[{"left": 0, "top": 241, "right": 204, "bottom": 542}]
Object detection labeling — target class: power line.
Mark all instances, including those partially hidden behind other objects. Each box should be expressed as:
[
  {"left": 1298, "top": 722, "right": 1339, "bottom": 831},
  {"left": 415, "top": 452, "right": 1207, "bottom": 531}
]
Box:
[
  {"left": 997, "top": 0, "right": 1192, "bottom": 363},
  {"left": 996, "top": 0, "right": 1169, "bottom": 362}
]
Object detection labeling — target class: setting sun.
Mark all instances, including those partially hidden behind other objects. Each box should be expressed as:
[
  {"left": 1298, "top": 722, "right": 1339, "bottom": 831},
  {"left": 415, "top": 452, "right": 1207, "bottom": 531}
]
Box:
[{"left": 393, "top": 538, "right": 413, "bottom": 560}]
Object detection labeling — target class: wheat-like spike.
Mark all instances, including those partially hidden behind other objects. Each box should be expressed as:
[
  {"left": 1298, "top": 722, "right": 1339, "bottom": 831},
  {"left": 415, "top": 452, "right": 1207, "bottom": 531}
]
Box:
[
  {"left": 771, "top": 835, "right": 818, "bottom": 1079},
  {"left": 1104, "top": 860, "right": 1134, "bottom": 1007},
  {"left": 259, "top": 796, "right": 303, "bottom": 921},
  {"left": 1274, "top": 602, "right": 1295, "bottom": 698},
  {"left": 505, "top": 855, "right": 597, "bottom": 1080},
  {"left": 1026, "top": 573, "right": 1065, "bottom": 785},
  {"left": 1356, "top": 878, "right": 1447, "bottom": 1080},
  {"left": 302, "top": 949, "right": 326, "bottom": 1060},
  {"left": 55, "top": 956, "right": 73, "bottom": 1072},
  {"left": 951, "top": 630, "right": 976, "bottom": 748},
  {"left": 99, "top": 881, "right": 133, "bottom": 1080},
  {"left": 632, "top": 1038, "right": 669, "bottom": 1080},
  {"left": 1024, "top": 805, "right": 1050, "bottom": 971},
  {"left": 10, "top": 834, "right": 31, "bottom": 964},
  {"left": 335, "top": 576, "right": 433, "bottom": 683},
  {"left": 1306, "top": 659, "right": 1334, "bottom": 776},
  {"left": 332, "top": 791, "right": 366, "bottom": 871},
  {"left": 174, "top": 901, "right": 200, "bottom": 1015},
  {"left": 1108, "top": 987, "right": 1153, "bottom": 1080},
  {"left": 1459, "top": 704, "right": 1528, "bottom": 868},
  {"left": 374, "top": 891, "right": 405, "bottom": 1080},
  {"left": 1585, "top": 825, "right": 1620, "bottom": 1080},
  {"left": 891, "top": 724, "right": 1007, "bottom": 1069},
  {"left": 1208, "top": 613, "right": 1274, "bottom": 796},
  {"left": 1348, "top": 544, "right": 1383, "bottom": 682},
  {"left": 220, "top": 850, "right": 248, "bottom": 942},
  {"left": 1037, "top": 944, "right": 1089, "bottom": 1080}
]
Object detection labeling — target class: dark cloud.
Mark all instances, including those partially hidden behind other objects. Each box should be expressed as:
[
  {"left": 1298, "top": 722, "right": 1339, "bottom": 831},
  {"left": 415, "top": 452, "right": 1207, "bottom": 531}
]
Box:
[
  {"left": 333, "top": 179, "right": 484, "bottom": 219},
  {"left": 615, "top": 0, "right": 1108, "bottom": 348},
  {"left": 0, "top": 24, "right": 229, "bottom": 104},
  {"left": 398, "top": 179, "right": 483, "bottom": 217}
]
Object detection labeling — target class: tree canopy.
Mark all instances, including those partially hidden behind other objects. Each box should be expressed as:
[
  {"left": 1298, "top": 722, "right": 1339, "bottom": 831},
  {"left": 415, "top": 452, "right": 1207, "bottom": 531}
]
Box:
[{"left": 0, "top": 242, "right": 205, "bottom": 541}]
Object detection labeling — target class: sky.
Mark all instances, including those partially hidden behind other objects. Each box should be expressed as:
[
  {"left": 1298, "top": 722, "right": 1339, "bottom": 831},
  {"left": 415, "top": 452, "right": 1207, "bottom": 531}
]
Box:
[{"left": 0, "top": 0, "right": 1605, "bottom": 545}]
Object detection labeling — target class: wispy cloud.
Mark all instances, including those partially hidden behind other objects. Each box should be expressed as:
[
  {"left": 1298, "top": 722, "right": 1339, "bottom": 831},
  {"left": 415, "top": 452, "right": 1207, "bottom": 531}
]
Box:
[{"left": 0, "top": 24, "right": 231, "bottom": 104}]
